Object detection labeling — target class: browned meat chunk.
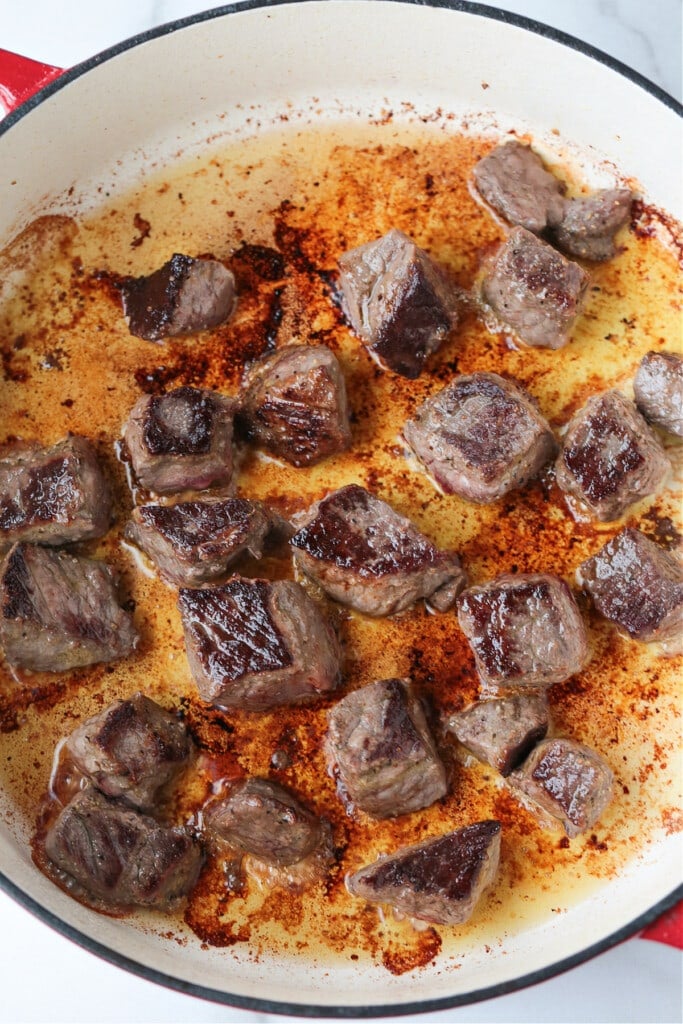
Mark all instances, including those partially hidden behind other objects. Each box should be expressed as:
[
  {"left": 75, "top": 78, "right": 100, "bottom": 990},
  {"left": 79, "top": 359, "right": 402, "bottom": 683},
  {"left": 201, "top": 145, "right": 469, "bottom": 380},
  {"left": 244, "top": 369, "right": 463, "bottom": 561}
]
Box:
[
  {"left": 337, "top": 228, "right": 461, "bottom": 378},
  {"left": 457, "top": 573, "right": 587, "bottom": 690},
  {"left": 346, "top": 820, "right": 501, "bottom": 926},
  {"left": 447, "top": 693, "right": 550, "bottom": 776},
  {"left": 473, "top": 141, "right": 565, "bottom": 234},
  {"left": 0, "top": 436, "right": 112, "bottom": 554},
  {"left": 577, "top": 528, "right": 683, "bottom": 645},
  {"left": 238, "top": 344, "right": 351, "bottom": 467},
  {"left": 65, "top": 693, "right": 191, "bottom": 811},
  {"left": 553, "top": 189, "right": 632, "bottom": 261},
  {"left": 122, "top": 386, "right": 235, "bottom": 495},
  {"left": 290, "top": 484, "right": 466, "bottom": 617},
  {"left": 178, "top": 576, "right": 340, "bottom": 711},
  {"left": 481, "top": 227, "right": 589, "bottom": 349},
  {"left": 404, "top": 373, "right": 557, "bottom": 503},
  {"left": 325, "top": 678, "right": 447, "bottom": 818},
  {"left": 44, "top": 787, "right": 202, "bottom": 910},
  {"left": 0, "top": 543, "right": 137, "bottom": 672},
  {"left": 120, "top": 253, "right": 236, "bottom": 342},
  {"left": 509, "top": 738, "right": 613, "bottom": 837},
  {"left": 555, "top": 390, "right": 670, "bottom": 521},
  {"left": 634, "top": 350, "right": 683, "bottom": 438}
]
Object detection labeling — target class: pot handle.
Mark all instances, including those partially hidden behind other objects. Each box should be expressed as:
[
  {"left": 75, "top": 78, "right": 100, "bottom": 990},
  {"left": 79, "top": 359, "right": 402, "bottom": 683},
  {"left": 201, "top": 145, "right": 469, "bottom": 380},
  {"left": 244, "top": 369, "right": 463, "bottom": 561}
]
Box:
[
  {"left": 0, "top": 49, "right": 64, "bottom": 115},
  {"left": 640, "top": 899, "right": 683, "bottom": 949}
]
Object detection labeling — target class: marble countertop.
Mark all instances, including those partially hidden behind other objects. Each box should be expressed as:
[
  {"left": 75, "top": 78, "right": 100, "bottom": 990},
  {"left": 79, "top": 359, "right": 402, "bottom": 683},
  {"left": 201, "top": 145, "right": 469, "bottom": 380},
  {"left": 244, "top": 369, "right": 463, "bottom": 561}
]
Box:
[{"left": 0, "top": 2, "right": 681, "bottom": 1023}]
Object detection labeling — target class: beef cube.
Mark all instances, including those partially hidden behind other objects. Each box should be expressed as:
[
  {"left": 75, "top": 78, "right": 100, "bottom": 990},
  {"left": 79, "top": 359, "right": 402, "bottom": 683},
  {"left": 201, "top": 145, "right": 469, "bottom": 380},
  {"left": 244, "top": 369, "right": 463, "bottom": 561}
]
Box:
[
  {"left": 65, "top": 693, "right": 191, "bottom": 811},
  {"left": 337, "top": 228, "right": 461, "bottom": 378},
  {"left": 457, "top": 573, "right": 587, "bottom": 689},
  {"left": 290, "top": 484, "right": 466, "bottom": 617},
  {"left": 0, "top": 435, "right": 112, "bottom": 553},
  {"left": 634, "top": 350, "right": 683, "bottom": 438},
  {"left": 178, "top": 576, "right": 340, "bottom": 711},
  {"left": 403, "top": 372, "right": 557, "bottom": 503},
  {"left": 346, "top": 820, "right": 501, "bottom": 926},
  {"left": 555, "top": 390, "right": 670, "bottom": 521},
  {"left": 44, "top": 787, "right": 202, "bottom": 909},
  {"left": 577, "top": 528, "right": 683, "bottom": 645},
  {"left": 552, "top": 189, "right": 632, "bottom": 261},
  {"left": 120, "top": 253, "right": 236, "bottom": 342},
  {"left": 509, "top": 738, "right": 613, "bottom": 837},
  {"left": 238, "top": 344, "right": 351, "bottom": 467},
  {"left": 447, "top": 693, "right": 550, "bottom": 776},
  {"left": 473, "top": 141, "right": 565, "bottom": 234},
  {"left": 325, "top": 678, "right": 447, "bottom": 818},
  {"left": 0, "top": 543, "right": 138, "bottom": 672},
  {"left": 122, "top": 386, "right": 235, "bottom": 494},
  {"left": 481, "top": 226, "right": 589, "bottom": 349}
]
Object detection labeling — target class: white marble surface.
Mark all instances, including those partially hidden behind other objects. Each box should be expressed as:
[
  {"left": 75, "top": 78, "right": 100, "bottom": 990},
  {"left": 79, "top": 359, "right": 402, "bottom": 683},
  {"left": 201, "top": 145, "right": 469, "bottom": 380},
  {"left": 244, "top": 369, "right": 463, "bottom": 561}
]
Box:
[{"left": 0, "top": 2, "right": 681, "bottom": 1023}]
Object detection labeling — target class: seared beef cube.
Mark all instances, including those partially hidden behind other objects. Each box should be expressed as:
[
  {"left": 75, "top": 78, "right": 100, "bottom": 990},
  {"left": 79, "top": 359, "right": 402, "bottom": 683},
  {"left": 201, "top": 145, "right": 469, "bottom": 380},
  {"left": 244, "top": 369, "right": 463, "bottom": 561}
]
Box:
[
  {"left": 290, "top": 484, "right": 466, "bottom": 617},
  {"left": 553, "top": 189, "right": 632, "bottom": 261},
  {"left": 447, "top": 693, "right": 549, "bottom": 776},
  {"left": 404, "top": 373, "right": 556, "bottom": 503},
  {"left": 0, "top": 543, "right": 137, "bottom": 672},
  {"left": 44, "top": 787, "right": 202, "bottom": 909},
  {"left": 122, "top": 386, "right": 235, "bottom": 494},
  {"left": 238, "top": 344, "right": 351, "bottom": 467},
  {"left": 346, "top": 820, "right": 501, "bottom": 926},
  {"left": 481, "top": 227, "right": 589, "bottom": 349},
  {"left": 0, "top": 435, "right": 112, "bottom": 553},
  {"left": 634, "top": 350, "right": 683, "bottom": 438},
  {"left": 457, "top": 573, "right": 587, "bottom": 689},
  {"left": 473, "top": 141, "right": 565, "bottom": 233},
  {"left": 509, "top": 738, "right": 613, "bottom": 837},
  {"left": 337, "top": 228, "right": 461, "bottom": 378},
  {"left": 65, "top": 693, "right": 191, "bottom": 811},
  {"left": 121, "top": 253, "right": 236, "bottom": 342},
  {"left": 555, "top": 390, "right": 670, "bottom": 521},
  {"left": 325, "top": 678, "right": 447, "bottom": 818},
  {"left": 577, "top": 528, "right": 683, "bottom": 645},
  {"left": 178, "top": 576, "right": 340, "bottom": 711}
]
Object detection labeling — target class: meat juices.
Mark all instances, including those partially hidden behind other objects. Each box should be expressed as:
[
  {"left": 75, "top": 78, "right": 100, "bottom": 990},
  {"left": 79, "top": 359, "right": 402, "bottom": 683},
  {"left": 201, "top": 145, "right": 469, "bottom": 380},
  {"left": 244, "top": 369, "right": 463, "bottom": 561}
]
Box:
[
  {"left": 456, "top": 573, "right": 587, "bottom": 690},
  {"left": 447, "top": 693, "right": 550, "bottom": 776},
  {"left": 290, "top": 484, "right": 466, "bottom": 617},
  {"left": 555, "top": 390, "right": 670, "bottom": 521},
  {"left": 553, "top": 189, "right": 632, "bottom": 261},
  {"left": 403, "top": 372, "right": 557, "bottom": 503},
  {"left": 481, "top": 227, "right": 589, "bottom": 349},
  {"left": 0, "top": 435, "right": 112, "bottom": 553},
  {"left": 346, "top": 820, "right": 501, "bottom": 926},
  {"left": 178, "top": 577, "right": 340, "bottom": 711},
  {"left": 473, "top": 140, "right": 566, "bottom": 234},
  {"left": 122, "top": 386, "right": 235, "bottom": 494},
  {"left": 238, "top": 344, "right": 352, "bottom": 466},
  {"left": 634, "top": 350, "right": 683, "bottom": 438},
  {"left": 337, "top": 228, "right": 461, "bottom": 378},
  {"left": 120, "top": 253, "right": 236, "bottom": 341},
  {"left": 0, "top": 543, "right": 138, "bottom": 672},
  {"left": 325, "top": 678, "right": 447, "bottom": 818}
]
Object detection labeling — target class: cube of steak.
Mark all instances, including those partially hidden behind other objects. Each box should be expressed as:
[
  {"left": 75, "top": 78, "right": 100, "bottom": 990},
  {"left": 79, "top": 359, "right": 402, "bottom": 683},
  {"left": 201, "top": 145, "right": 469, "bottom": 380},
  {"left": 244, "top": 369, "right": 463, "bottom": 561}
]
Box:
[
  {"left": 0, "top": 543, "right": 137, "bottom": 672},
  {"left": 447, "top": 693, "right": 550, "bottom": 776},
  {"left": 403, "top": 373, "right": 557, "bottom": 503},
  {"left": 634, "top": 350, "right": 683, "bottom": 438},
  {"left": 555, "top": 390, "right": 670, "bottom": 521},
  {"left": 509, "top": 738, "right": 613, "bottom": 837},
  {"left": 473, "top": 141, "right": 565, "bottom": 234},
  {"left": 178, "top": 576, "right": 340, "bottom": 711},
  {"left": 337, "top": 228, "right": 461, "bottom": 378},
  {"left": 457, "top": 573, "right": 587, "bottom": 689},
  {"left": 120, "top": 253, "right": 236, "bottom": 342},
  {"left": 44, "top": 787, "right": 202, "bottom": 909},
  {"left": 481, "top": 227, "right": 589, "bottom": 349},
  {"left": 552, "top": 189, "right": 632, "bottom": 261},
  {"left": 122, "top": 386, "right": 235, "bottom": 494},
  {"left": 346, "top": 820, "right": 501, "bottom": 926},
  {"left": 238, "top": 344, "right": 352, "bottom": 467},
  {"left": 290, "top": 484, "right": 466, "bottom": 617},
  {"left": 65, "top": 693, "right": 191, "bottom": 811},
  {"left": 0, "top": 435, "right": 112, "bottom": 553},
  {"left": 325, "top": 678, "right": 447, "bottom": 818},
  {"left": 577, "top": 528, "right": 683, "bottom": 645}
]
